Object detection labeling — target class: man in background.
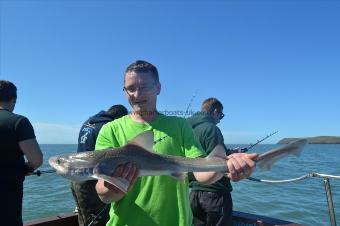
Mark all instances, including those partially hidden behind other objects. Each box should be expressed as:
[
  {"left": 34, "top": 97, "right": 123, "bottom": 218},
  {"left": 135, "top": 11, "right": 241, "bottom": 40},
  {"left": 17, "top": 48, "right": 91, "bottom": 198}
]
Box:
[
  {"left": 71, "top": 105, "right": 128, "bottom": 226},
  {"left": 0, "top": 80, "right": 43, "bottom": 226},
  {"left": 187, "top": 97, "right": 235, "bottom": 226}
]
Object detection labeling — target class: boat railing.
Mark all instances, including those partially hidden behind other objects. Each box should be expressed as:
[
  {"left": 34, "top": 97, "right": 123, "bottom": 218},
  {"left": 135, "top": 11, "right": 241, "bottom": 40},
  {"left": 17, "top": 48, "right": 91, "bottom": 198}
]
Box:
[
  {"left": 248, "top": 172, "right": 340, "bottom": 226},
  {"left": 29, "top": 170, "right": 339, "bottom": 225}
]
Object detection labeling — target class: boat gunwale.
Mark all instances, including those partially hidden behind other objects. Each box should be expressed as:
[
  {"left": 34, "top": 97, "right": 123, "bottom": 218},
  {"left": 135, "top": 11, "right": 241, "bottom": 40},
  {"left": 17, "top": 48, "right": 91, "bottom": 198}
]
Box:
[{"left": 24, "top": 211, "right": 303, "bottom": 226}]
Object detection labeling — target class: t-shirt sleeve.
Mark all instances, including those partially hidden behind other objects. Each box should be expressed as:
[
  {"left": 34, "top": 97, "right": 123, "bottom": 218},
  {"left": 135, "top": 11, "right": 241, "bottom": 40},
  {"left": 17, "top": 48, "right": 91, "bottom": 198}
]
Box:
[
  {"left": 15, "top": 117, "right": 36, "bottom": 142},
  {"left": 181, "top": 119, "right": 205, "bottom": 158},
  {"left": 202, "top": 126, "right": 225, "bottom": 154},
  {"left": 95, "top": 123, "right": 119, "bottom": 151}
]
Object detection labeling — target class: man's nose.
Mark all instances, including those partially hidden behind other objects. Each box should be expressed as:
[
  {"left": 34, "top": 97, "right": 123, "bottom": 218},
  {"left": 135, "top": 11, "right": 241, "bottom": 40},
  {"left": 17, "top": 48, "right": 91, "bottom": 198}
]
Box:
[{"left": 133, "top": 88, "right": 145, "bottom": 98}]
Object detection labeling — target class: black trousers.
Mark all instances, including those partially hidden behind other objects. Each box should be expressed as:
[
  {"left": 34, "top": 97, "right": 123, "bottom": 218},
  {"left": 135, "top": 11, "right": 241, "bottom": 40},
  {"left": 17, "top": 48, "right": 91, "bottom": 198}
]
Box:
[
  {"left": 190, "top": 190, "right": 233, "bottom": 226},
  {"left": 2, "top": 182, "right": 23, "bottom": 226},
  {"left": 70, "top": 181, "right": 109, "bottom": 226}
]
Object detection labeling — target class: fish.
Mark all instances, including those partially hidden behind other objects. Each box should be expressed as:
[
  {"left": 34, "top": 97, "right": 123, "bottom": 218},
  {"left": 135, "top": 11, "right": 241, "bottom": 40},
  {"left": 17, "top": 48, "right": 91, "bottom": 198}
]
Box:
[{"left": 49, "top": 131, "right": 307, "bottom": 193}]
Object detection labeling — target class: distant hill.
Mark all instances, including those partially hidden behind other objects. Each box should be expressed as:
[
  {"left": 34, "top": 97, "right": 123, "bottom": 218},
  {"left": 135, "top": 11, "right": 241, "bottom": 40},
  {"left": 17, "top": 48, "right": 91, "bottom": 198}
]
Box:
[{"left": 278, "top": 136, "right": 340, "bottom": 144}]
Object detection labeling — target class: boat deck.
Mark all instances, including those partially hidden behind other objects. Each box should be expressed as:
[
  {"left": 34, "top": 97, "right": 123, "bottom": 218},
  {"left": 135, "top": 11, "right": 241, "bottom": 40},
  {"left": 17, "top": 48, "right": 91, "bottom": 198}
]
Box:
[{"left": 24, "top": 211, "right": 302, "bottom": 226}]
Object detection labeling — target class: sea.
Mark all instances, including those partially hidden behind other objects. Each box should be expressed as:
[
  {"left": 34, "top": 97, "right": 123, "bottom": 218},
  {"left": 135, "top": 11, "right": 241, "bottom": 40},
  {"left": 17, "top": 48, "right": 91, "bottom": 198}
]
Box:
[{"left": 23, "top": 144, "right": 340, "bottom": 226}]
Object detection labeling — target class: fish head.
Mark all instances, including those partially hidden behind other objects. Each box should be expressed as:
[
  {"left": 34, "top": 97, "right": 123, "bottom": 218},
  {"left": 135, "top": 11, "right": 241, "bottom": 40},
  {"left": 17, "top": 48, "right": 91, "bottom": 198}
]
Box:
[{"left": 48, "top": 153, "right": 94, "bottom": 182}]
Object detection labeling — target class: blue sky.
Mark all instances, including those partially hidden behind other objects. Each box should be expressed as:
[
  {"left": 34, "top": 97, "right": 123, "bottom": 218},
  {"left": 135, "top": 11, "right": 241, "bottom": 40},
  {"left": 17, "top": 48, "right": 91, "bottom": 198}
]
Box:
[{"left": 1, "top": 0, "right": 339, "bottom": 144}]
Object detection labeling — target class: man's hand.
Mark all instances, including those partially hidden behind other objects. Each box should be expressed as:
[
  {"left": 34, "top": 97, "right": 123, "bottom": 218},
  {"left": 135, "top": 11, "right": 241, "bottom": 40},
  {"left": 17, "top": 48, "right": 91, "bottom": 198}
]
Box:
[
  {"left": 110, "top": 163, "right": 139, "bottom": 192},
  {"left": 96, "top": 163, "right": 139, "bottom": 203},
  {"left": 24, "top": 162, "right": 35, "bottom": 176},
  {"left": 226, "top": 153, "right": 258, "bottom": 182}
]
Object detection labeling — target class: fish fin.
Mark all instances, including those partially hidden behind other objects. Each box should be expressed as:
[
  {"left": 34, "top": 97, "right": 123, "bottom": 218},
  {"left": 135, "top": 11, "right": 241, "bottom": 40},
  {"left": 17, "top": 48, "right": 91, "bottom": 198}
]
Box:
[
  {"left": 207, "top": 144, "right": 227, "bottom": 159},
  {"left": 169, "top": 172, "right": 186, "bottom": 181},
  {"left": 257, "top": 139, "right": 307, "bottom": 171},
  {"left": 257, "top": 161, "right": 273, "bottom": 171},
  {"left": 128, "top": 131, "right": 154, "bottom": 152},
  {"left": 93, "top": 173, "right": 129, "bottom": 193}
]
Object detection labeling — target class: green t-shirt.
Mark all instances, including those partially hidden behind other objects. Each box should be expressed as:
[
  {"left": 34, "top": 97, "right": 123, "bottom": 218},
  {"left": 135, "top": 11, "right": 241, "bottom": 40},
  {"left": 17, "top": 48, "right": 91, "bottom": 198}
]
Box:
[{"left": 95, "top": 114, "right": 204, "bottom": 226}]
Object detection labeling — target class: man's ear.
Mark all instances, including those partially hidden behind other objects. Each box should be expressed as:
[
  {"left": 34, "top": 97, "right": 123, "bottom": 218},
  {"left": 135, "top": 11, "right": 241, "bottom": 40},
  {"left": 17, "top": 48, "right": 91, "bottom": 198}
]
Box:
[
  {"left": 156, "top": 83, "right": 161, "bottom": 95},
  {"left": 212, "top": 108, "right": 218, "bottom": 116},
  {"left": 10, "top": 98, "right": 17, "bottom": 105}
]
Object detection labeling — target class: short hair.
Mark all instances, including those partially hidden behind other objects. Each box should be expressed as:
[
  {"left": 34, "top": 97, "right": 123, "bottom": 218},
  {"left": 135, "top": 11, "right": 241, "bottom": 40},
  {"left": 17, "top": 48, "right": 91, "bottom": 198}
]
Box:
[
  {"left": 201, "top": 97, "right": 223, "bottom": 114},
  {"left": 124, "top": 60, "right": 159, "bottom": 82},
  {"left": 0, "top": 80, "right": 17, "bottom": 102},
  {"left": 107, "top": 104, "right": 128, "bottom": 119}
]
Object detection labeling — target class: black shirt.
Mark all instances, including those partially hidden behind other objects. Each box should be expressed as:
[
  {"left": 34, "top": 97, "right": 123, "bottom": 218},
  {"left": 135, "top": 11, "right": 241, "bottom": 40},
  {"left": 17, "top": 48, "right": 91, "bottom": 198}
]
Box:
[
  {"left": 0, "top": 109, "right": 36, "bottom": 183},
  {"left": 77, "top": 111, "right": 119, "bottom": 152}
]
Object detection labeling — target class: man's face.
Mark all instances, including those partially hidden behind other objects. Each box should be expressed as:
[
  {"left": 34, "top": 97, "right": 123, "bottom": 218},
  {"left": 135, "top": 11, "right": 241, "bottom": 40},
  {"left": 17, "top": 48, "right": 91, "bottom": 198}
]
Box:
[
  {"left": 124, "top": 71, "right": 161, "bottom": 114},
  {"left": 212, "top": 107, "right": 224, "bottom": 124}
]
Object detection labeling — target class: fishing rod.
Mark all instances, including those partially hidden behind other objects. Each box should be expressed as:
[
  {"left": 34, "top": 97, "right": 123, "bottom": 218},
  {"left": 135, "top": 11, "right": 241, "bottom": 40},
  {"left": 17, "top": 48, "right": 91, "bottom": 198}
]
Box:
[
  {"left": 31, "top": 169, "right": 56, "bottom": 176},
  {"left": 183, "top": 91, "right": 198, "bottom": 118},
  {"left": 240, "top": 131, "right": 278, "bottom": 153}
]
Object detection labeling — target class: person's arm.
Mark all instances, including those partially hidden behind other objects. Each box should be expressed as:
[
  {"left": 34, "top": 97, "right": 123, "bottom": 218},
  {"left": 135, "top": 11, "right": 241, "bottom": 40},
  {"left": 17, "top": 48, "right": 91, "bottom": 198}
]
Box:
[
  {"left": 193, "top": 146, "right": 258, "bottom": 183},
  {"left": 16, "top": 117, "right": 43, "bottom": 173},
  {"left": 184, "top": 122, "right": 257, "bottom": 183},
  {"left": 203, "top": 132, "right": 258, "bottom": 182},
  {"left": 19, "top": 138, "right": 43, "bottom": 171},
  {"left": 193, "top": 171, "right": 222, "bottom": 185},
  {"left": 192, "top": 144, "right": 226, "bottom": 184}
]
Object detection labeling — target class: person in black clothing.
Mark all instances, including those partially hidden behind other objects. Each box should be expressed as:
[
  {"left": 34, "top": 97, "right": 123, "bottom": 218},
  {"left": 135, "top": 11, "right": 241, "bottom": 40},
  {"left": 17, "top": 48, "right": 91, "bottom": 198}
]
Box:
[
  {"left": 71, "top": 105, "right": 128, "bottom": 226},
  {"left": 188, "top": 97, "right": 238, "bottom": 226},
  {"left": 0, "top": 80, "right": 43, "bottom": 226}
]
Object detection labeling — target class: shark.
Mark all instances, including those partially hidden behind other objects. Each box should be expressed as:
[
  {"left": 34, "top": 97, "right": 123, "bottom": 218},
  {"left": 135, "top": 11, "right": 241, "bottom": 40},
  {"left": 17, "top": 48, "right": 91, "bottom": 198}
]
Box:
[{"left": 49, "top": 131, "right": 307, "bottom": 193}]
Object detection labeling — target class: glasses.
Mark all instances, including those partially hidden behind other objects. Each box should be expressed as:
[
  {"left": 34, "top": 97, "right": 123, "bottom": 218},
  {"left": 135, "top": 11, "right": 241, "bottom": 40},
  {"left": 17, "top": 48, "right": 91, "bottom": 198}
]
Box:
[
  {"left": 123, "top": 83, "right": 155, "bottom": 95},
  {"left": 219, "top": 112, "right": 224, "bottom": 120}
]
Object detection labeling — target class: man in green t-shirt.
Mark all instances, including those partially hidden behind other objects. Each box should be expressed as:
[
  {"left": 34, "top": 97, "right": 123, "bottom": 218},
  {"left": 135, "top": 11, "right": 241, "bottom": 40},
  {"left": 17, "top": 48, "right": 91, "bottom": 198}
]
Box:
[{"left": 95, "top": 60, "right": 258, "bottom": 226}]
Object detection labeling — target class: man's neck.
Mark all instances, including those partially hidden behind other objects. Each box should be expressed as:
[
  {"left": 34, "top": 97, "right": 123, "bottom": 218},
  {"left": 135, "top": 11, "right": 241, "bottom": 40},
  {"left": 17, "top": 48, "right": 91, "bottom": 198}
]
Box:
[
  {"left": 201, "top": 111, "right": 218, "bottom": 125},
  {"left": 0, "top": 104, "right": 12, "bottom": 112},
  {"left": 130, "top": 110, "right": 159, "bottom": 122},
  {"left": 0, "top": 100, "right": 15, "bottom": 112}
]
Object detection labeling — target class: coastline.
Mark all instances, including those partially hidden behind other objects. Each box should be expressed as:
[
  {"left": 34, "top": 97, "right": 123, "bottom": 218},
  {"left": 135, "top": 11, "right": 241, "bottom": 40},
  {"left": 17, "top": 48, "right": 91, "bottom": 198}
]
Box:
[{"left": 278, "top": 136, "right": 340, "bottom": 144}]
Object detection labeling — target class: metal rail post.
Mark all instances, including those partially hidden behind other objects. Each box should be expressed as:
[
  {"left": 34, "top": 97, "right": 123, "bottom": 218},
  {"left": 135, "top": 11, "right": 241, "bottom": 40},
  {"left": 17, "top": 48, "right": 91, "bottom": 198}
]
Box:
[{"left": 323, "top": 178, "right": 337, "bottom": 226}]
